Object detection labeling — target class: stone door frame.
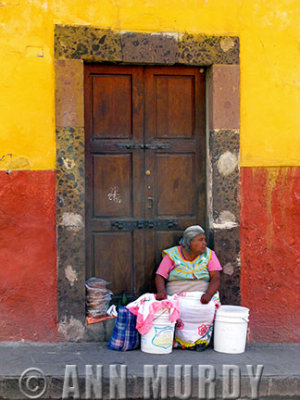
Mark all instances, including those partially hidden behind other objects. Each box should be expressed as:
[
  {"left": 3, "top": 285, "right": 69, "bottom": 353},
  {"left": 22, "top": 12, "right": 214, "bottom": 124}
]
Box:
[{"left": 55, "top": 25, "right": 240, "bottom": 341}]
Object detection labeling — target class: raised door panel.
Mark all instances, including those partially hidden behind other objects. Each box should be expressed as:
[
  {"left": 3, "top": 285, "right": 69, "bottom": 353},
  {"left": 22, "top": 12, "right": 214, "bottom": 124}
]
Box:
[
  {"left": 86, "top": 65, "right": 144, "bottom": 144},
  {"left": 155, "top": 75, "right": 195, "bottom": 137},
  {"left": 92, "top": 74, "right": 133, "bottom": 138},
  {"left": 155, "top": 153, "right": 195, "bottom": 216},
  {"left": 93, "top": 232, "right": 132, "bottom": 293},
  {"left": 93, "top": 154, "right": 132, "bottom": 217},
  {"left": 145, "top": 67, "right": 201, "bottom": 140}
]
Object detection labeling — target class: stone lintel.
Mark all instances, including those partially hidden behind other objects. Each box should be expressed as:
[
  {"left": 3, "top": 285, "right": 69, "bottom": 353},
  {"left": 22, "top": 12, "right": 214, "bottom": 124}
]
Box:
[
  {"left": 54, "top": 25, "right": 122, "bottom": 62},
  {"left": 121, "top": 32, "right": 177, "bottom": 64},
  {"left": 177, "top": 34, "right": 239, "bottom": 66},
  {"left": 55, "top": 25, "right": 240, "bottom": 66}
]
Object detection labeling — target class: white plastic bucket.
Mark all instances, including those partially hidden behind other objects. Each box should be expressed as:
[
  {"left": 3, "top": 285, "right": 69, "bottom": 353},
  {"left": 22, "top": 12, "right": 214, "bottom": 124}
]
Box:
[
  {"left": 214, "top": 305, "right": 250, "bottom": 354},
  {"left": 141, "top": 309, "right": 175, "bottom": 354}
]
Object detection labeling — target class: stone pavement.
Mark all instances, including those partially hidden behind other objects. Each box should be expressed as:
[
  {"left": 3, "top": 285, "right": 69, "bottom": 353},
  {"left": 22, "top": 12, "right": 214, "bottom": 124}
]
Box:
[{"left": 0, "top": 342, "right": 299, "bottom": 399}]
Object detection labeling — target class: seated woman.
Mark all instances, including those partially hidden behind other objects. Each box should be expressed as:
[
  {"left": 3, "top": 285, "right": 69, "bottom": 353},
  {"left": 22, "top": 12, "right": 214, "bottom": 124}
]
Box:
[{"left": 155, "top": 225, "right": 222, "bottom": 350}]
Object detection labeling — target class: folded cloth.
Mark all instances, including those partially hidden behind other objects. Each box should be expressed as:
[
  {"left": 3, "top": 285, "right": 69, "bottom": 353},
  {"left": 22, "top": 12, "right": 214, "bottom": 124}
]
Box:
[{"left": 126, "top": 293, "right": 181, "bottom": 335}]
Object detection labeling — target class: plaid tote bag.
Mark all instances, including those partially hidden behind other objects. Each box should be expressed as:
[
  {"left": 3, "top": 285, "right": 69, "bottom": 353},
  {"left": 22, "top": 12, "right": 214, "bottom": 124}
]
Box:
[{"left": 108, "top": 306, "right": 139, "bottom": 351}]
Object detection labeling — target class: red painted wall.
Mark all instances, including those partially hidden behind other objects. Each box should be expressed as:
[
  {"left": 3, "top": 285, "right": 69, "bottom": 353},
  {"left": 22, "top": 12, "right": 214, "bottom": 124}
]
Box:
[
  {"left": 241, "top": 167, "right": 300, "bottom": 342},
  {"left": 0, "top": 171, "right": 58, "bottom": 341}
]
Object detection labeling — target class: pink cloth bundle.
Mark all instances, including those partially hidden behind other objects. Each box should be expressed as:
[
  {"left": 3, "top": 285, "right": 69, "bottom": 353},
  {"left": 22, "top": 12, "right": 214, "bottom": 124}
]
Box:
[{"left": 126, "top": 293, "right": 181, "bottom": 334}]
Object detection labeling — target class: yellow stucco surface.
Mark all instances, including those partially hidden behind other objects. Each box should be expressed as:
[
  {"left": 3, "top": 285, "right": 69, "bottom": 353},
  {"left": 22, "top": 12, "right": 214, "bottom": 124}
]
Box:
[{"left": 0, "top": 0, "right": 299, "bottom": 169}]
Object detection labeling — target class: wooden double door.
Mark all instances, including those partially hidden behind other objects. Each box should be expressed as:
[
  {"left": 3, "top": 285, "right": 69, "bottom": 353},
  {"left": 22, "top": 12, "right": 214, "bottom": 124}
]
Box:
[{"left": 84, "top": 65, "right": 206, "bottom": 299}]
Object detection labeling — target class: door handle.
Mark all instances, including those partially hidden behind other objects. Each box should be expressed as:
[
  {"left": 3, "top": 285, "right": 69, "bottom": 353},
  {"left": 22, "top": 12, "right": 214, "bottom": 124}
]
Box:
[{"left": 147, "top": 197, "right": 154, "bottom": 209}]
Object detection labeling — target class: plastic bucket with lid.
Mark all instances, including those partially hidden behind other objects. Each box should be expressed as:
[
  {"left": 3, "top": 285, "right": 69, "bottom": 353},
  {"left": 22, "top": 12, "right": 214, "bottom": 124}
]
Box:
[
  {"left": 141, "top": 309, "right": 175, "bottom": 354},
  {"left": 214, "top": 305, "right": 250, "bottom": 354}
]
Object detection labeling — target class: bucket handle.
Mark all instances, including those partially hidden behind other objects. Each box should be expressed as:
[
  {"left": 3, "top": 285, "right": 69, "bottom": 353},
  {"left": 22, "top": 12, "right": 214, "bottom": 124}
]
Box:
[{"left": 153, "top": 308, "right": 169, "bottom": 322}]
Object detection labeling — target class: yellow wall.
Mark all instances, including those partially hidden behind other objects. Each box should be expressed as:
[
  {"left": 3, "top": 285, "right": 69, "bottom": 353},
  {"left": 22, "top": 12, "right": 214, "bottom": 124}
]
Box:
[{"left": 1, "top": 0, "right": 299, "bottom": 169}]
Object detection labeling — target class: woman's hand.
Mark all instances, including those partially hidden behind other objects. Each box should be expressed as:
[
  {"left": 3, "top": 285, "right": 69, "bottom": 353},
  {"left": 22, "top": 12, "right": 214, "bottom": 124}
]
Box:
[
  {"left": 200, "top": 293, "right": 212, "bottom": 304},
  {"left": 156, "top": 291, "right": 167, "bottom": 300},
  {"left": 200, "top": 271, "right": 221, "bottom": 304}
]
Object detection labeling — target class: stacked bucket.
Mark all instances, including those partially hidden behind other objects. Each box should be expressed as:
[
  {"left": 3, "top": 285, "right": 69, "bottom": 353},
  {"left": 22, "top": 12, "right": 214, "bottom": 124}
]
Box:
[{"left": 85, "top": 278, "right": 113, "bottom": 318}]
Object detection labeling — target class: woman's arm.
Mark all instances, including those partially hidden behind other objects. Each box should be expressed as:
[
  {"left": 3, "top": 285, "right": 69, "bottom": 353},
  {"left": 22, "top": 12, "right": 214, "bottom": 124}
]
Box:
[
  {"left": 155, "top": 274, "right": 167, "bottom": 300},
  {"left": 155, "top": 253, "right": 174, "bottom": 300},
  {"left": 200, "top": 270, "right": 221, "bottom": 304}
]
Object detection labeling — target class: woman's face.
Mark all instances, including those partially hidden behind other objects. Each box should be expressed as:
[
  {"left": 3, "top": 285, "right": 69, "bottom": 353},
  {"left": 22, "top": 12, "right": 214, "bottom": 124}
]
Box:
[{"left": 189, "top": 234, "right": 206, "bottom": 255}]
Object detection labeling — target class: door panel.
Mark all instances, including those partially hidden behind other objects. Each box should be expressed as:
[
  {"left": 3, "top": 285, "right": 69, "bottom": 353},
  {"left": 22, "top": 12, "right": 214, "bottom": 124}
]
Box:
[
  {"left": 92, "top": 74, "right": 133, "bottom": 138},
  {"left": 85, "top": 64, "right": 206, "bottom": 299},
  {"left": 155, "top": 153, "right": 195, "bottom": 216},
  {"left": 154, "top": 75, "right": 195, "bottom": 137},
  {"left": 93, "top": 154, "right": 132, "bottom": 217},
  {"left": 93, "top": 232, "right": 133, "bottom": 293}
]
